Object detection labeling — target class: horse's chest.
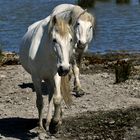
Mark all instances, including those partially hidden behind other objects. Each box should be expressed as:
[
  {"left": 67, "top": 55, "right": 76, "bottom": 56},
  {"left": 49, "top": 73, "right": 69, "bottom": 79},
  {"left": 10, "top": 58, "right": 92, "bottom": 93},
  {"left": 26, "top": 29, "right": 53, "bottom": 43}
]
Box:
[{"left": 40, "top": 63, "right": 57, "bottom": 79}]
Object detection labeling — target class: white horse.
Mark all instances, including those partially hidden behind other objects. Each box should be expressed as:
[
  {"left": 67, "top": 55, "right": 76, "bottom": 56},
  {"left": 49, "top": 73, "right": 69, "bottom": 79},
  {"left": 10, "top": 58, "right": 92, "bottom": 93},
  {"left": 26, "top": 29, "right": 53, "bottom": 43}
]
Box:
[
  {"left": 20, "top": 15, "right": 74, "bottom": 134},
  {"left": 51, "top": 4, "right": 95, "bottom": 97}
]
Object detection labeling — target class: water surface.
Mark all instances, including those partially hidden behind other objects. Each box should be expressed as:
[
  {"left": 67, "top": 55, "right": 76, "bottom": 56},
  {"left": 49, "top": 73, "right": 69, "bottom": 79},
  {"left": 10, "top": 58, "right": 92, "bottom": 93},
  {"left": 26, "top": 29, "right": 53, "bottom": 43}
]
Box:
[{"left": 0, "top": 0, "right": 140, "bottom": 53}]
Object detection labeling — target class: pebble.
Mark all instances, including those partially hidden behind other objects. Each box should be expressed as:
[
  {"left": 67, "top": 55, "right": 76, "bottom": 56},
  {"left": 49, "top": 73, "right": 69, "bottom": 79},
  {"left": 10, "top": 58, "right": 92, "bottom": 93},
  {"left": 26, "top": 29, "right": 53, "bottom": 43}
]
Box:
[
  {"left": 0, "top": 74, "right": 6, "bottom": 78},
  {"left": 109, "top": 120, "right": 115, "bottom": 124}
]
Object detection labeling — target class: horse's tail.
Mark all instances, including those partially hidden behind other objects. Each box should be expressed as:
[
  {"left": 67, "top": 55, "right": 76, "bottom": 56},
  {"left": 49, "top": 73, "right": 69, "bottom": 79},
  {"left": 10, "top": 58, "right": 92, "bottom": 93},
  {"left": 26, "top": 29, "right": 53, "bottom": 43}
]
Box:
[{"left": 61, "top": 75, "right": 72, "bottom": 107}]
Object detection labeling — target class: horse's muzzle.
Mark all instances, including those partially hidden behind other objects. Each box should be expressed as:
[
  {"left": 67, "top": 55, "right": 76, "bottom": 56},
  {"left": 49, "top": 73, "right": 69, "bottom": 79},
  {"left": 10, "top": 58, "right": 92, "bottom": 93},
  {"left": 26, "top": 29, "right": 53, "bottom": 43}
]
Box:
[
  {"left": 77, "top": 40, "right": 86, "bottom": 50},
  {"left": 57, "top": 66, "right": 70, "bottom": 76}
]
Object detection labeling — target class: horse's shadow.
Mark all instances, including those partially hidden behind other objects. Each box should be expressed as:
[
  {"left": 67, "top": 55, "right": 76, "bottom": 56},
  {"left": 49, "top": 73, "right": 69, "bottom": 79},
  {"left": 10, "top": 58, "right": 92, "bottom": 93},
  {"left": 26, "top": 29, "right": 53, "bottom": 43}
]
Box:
[
  {"left": 19, "top": 82, "right": 35, "bottom": 91},
  {"left": 18, "top": 82, "right": 86, "bottom": 98},
  {"left": 18, "top": 82, "right": 49, "bottom": 95},
  {"left": 0, "top": 117, "right": 38, "bottom": 139}
]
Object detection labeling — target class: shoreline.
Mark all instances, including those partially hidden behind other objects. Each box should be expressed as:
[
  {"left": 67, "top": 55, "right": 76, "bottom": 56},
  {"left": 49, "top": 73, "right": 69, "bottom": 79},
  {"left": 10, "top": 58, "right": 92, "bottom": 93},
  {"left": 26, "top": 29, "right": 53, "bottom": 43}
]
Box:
[
  {"left": 1, "top": 51, "right": 140, "bottom": 64},
  {"left": 1, "top": 51, "right": 140, "bottom": 75}
]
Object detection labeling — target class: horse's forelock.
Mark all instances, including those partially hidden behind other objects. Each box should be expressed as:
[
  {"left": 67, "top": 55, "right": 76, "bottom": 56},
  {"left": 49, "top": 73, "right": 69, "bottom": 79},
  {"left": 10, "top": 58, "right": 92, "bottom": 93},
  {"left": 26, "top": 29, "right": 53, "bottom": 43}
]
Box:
[
  {"left": 49, "top": 17, "right": 72, "bottom": 38},
  {"left": 79, "top": 12, "right": 94, "bottom": 24},
  {"left": 55, "top": 19, "right": 70, "bottom": 37}
]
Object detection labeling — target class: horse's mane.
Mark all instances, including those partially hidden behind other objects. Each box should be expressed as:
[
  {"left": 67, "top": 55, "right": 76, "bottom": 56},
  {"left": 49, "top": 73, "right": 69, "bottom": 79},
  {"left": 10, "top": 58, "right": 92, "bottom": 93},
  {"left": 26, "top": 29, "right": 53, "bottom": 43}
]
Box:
[
  {"left": 61, "top": 75, "right": 72, "bottom": 106},
  {"left": 48, "top": 16, "right": 73, "bottom": 39}
]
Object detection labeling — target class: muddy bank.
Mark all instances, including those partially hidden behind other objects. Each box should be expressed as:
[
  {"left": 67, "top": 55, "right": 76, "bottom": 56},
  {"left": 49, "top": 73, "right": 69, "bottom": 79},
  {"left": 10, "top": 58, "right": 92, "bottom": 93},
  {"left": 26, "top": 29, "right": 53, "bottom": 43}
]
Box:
[
  {"left": 1, "top": 107, "right": 139, "bottom": 140},
  {"left": 60, "top": 107, "right": 140, "bottom": 140},
  {"left": 1, "top": 52, "right": 140, "bottom": 74},
  {"left": 0, "top": 52, "right": 140, "bottom": 139}
]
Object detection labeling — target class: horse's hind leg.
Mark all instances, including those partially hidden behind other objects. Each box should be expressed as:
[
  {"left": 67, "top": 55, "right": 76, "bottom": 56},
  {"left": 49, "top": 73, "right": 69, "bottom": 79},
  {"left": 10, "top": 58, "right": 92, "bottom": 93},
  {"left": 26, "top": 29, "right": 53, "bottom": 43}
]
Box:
[
  {"left": 72, "top": 64, "right": 85, "bottom": 97},
  {"left": 32, "top": 76, "right": 44, "bottom": 130}
]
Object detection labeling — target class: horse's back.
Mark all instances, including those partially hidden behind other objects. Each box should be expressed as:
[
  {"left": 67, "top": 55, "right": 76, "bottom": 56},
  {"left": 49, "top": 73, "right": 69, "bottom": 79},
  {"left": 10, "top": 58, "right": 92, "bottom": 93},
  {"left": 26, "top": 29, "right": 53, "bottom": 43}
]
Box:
[
  {"left": 51, "top": 4, "right": 75, "bottom": 22},
  {"left": 52, "top": 4, "right": 74, "bottom": 15},
  {"left": 20, "top": 16, "right": 50, "bottom": 74},
  {"left": 51, "top": 4, "right": 84, "bottom": 26}
]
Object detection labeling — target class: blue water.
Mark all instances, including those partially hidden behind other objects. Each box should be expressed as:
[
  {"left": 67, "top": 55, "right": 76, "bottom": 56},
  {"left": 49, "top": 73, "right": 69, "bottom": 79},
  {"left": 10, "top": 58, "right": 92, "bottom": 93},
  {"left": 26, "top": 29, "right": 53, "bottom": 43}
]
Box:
[{"left": 0, "top": 0, "right": 140, "bottom": 53}]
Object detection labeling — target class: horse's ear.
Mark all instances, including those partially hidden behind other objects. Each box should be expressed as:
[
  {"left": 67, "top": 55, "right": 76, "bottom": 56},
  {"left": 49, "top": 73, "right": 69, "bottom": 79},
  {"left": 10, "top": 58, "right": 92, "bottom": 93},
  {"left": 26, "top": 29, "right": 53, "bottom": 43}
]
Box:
[
  {"left": 77, "top": 9, "right": 87, "bottom": 20},
  {"left": 68, "top": 17, "right": 72, "bottom": 25},
  {"left": 84, "top": 9, "right": 87, "bottom": 12},
  {"left": 68, "top": 11, "right": 73, "bottom": 25},
  {"left": 52, "top": 15, "right": 57, "bottom": 25}
]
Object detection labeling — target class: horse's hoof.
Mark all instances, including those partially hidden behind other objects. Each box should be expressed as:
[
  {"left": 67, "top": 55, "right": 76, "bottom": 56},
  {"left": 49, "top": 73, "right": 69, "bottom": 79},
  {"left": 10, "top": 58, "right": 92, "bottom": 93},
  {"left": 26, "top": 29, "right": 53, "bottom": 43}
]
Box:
[
  {"left": 73, "top": 89, "right": 86, "bottom": 97},
  {"left": 49, "top": 119, "right": 60, "bottom": 134}
]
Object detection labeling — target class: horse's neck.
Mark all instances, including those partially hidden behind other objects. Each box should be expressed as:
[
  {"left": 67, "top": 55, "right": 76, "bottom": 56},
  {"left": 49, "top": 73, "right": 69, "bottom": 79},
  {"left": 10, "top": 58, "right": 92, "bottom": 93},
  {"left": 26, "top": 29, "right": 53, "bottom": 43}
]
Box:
[
  {"left": 51, "top": 4, "right": 76, "bottom": 25},
  {"left": 72, "top": 6, "right": 84, "bottom": 20},
  {"left": 52, "top": 5, "right": 84, "bottom": 26},
  {"left": 52, "top": 4, "right": 75, "bottom": 16},
  {"left": 28, "top": 18, "right": 52, "bottom": 60}
]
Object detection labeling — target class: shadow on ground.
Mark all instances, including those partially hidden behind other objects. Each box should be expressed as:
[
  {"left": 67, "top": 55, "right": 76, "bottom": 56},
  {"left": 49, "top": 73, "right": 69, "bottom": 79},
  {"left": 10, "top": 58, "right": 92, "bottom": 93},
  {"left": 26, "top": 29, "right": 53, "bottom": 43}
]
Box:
[
  {"left": 60, "top": 107, "right": 140, "bottom": 140},
  {"left": 0, "top": 118, "right": 38, "bottom": 139},
  {"left": 19, "top": 82, "right": 35, "bottom": 91},
  {"left": 18, "top": 82, "right": 48, "bottom": 95},
  {"left": 0, "top": 107, "right": 140, "bottom": 140}
]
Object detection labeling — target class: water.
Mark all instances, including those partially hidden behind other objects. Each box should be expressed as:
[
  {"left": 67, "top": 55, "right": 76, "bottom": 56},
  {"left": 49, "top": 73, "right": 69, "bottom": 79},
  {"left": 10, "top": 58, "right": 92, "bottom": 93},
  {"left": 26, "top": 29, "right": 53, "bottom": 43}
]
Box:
[{"left": 0, "top": 0, "right": 140, "bottom": 53}]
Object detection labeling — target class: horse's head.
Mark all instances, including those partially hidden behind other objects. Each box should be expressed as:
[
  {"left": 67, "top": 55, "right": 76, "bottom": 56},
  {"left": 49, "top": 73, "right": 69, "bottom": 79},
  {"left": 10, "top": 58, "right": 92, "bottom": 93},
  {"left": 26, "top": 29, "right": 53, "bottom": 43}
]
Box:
[
  {"left": 49, "top": 16, "right": 74, "bottom": 76},
  {"left": 75, "top": 11, "right": 95, "bottom": 52}
]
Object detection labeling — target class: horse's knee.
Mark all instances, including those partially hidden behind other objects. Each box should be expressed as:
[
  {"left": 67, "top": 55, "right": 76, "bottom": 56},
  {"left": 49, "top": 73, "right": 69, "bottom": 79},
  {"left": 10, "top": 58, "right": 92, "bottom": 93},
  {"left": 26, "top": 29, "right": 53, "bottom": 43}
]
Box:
[
  {"left": 73, "top": 65, "right": 79, "bottom": 75},
  {"left": 53, "top": 95, "right": 62, "bottom": 106}
]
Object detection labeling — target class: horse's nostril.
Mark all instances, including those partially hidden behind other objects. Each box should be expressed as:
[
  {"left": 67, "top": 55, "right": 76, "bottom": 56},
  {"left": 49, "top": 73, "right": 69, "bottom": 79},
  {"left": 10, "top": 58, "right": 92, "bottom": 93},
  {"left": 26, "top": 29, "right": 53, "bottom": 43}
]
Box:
[
  {"left": 59, "top": 66, "right": 63, "bottom": 72},
  {"left": 77, "top": 40, "right": 86, "bottom": 50},
  {"left": 57, "top": 66, "right": 70, "bottom": 76},
  {"left": 64, "top": 69, "right": 69, "bottom": 74},
  {"left": 78, "top": 40, "right": 81, "bottom": 45}
]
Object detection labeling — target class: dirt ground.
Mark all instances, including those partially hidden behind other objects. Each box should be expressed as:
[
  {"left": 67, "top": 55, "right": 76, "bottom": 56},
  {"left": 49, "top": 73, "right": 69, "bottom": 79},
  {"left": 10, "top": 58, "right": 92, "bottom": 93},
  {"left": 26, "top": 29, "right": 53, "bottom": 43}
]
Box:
[{"left": 0, "top": 62, "right": 140, "bottom": 139}]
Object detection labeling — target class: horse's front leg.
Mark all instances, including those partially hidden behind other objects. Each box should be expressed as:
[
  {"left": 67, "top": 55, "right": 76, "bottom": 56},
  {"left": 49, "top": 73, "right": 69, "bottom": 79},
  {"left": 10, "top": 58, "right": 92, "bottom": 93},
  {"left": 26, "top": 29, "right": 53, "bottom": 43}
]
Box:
[
  {"left": 45, "top": 80, "right": 54, "bottom": 131},
  {"left": 72, "top": 63, "right": 85, "bottom": 97},
  {"left": 32, "top": 76, "right": 44, "bottom": 131},
  {"left": 49, "top": 74, "right": 62, "bottom": 134}
]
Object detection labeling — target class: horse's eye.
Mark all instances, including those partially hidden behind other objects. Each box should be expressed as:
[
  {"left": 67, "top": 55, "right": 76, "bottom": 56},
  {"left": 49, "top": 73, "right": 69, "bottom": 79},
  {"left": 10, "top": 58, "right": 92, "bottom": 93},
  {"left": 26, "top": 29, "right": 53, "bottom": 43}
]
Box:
[
  {"left": 70, "top": 38, "right": 73, "bottom": 42},
  {"left": 77, "top": 22, "right": 80, "bottom": 26},
  {"left": 53, "top": 39, "right": 57, "bottom": 43}
]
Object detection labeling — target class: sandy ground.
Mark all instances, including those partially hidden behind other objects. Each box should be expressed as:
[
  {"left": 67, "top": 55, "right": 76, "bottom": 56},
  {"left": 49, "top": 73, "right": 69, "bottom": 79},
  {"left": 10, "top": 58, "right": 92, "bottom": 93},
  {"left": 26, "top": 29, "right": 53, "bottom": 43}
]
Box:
[{"left": 0, "top": 65, "right": 140, "bottom": 140}]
